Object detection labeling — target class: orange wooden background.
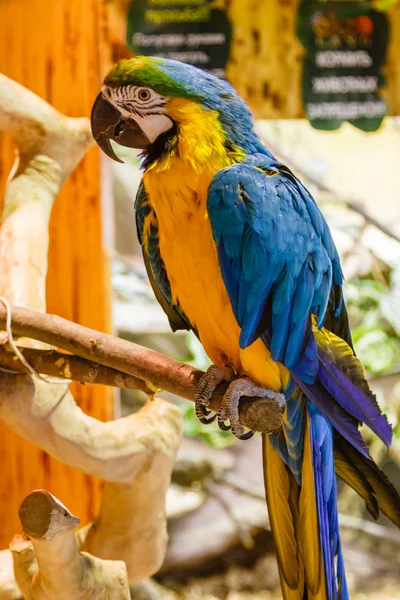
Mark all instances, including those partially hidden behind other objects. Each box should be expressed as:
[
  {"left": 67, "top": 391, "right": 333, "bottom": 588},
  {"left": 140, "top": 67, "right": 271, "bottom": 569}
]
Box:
[{"left": 0, "top": 0, "right": 114, "bottom": 546}]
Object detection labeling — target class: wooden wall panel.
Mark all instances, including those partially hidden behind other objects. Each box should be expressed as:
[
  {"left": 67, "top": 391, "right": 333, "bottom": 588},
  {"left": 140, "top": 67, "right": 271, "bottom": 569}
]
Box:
[
  {"left": 223, "top": 0, "right": 305, "bottom": 119},
  {"left": 0, "top": 0, "right": 114, "bottom": 547}
]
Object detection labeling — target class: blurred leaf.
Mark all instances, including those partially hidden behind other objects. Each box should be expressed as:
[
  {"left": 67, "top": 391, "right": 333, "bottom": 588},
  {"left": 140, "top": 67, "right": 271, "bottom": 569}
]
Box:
[
  {"left": 184, "top": 332, "right": 212, "bottom": 371},
  {"left": 178, "top": 402, "right": 235, "bottom": 449},
  {"left": 353, "top": 330, "right": 400, "bottom": 375},
  {"left": 380, "top": 266, "right": 400, "bottom": 337},
  {"left": 345, "top": 276, "right": 400, "bottom": 376}
]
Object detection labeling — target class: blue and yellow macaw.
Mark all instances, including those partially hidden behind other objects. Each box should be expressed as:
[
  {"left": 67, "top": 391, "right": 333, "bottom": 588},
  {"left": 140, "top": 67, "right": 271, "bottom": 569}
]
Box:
[{"left": 91, "top": 56, "right": 400, "bottom": 599}]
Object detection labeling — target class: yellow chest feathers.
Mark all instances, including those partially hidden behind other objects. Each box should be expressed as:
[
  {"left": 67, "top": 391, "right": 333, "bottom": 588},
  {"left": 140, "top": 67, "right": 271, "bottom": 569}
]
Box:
[
  {"left": 143, "top": 127, "right": 239, "bottom": 363},
  {"left": 143, "top": 158, "right": 287, "bottom": 390}
]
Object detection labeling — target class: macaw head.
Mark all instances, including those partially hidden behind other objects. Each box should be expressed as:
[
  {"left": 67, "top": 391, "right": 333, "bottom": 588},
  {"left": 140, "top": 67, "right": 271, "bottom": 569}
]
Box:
[{"left": 91, "top": 56, "right": 257, "bottom": 163}]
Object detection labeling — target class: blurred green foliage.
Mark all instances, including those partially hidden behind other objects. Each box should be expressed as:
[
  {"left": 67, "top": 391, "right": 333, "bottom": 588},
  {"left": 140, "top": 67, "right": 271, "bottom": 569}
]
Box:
[
  {"left": 345, "top": 272, "right": 400, "bottom": 451},
  {"left": 179, "top": 401, "right": 236, "bottom": 448},
  {"left": 345, "top": 275, "right": 400, "bottom": 376}
]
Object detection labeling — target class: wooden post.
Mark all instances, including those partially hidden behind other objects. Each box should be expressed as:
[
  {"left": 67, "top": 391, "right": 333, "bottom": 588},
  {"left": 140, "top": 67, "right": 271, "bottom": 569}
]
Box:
[{"left": 0, "top": 0, "right": 114, "bottom": 547}]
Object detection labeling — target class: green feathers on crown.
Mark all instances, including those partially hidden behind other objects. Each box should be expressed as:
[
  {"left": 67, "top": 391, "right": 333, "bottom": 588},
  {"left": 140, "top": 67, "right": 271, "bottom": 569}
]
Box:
[{"left": 104, "top": 56, "right": 199, "bottom": 101}]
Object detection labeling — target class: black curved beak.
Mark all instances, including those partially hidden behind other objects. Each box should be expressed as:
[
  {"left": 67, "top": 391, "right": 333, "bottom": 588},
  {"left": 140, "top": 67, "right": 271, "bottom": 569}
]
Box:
[{"left": 90, "top": 93, "right": 151, "bottom": 163}]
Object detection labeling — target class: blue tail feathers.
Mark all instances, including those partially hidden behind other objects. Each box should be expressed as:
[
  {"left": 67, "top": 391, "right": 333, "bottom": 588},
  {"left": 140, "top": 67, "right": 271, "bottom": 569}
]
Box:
[{"left": 308, "top": 403, "right": 349, "bottom": 600}]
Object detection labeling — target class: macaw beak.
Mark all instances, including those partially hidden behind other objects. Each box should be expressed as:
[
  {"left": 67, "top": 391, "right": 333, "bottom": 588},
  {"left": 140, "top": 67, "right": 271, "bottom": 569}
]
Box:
[{"left": 90, "top": 93, "right": 151, "bottom": 163}]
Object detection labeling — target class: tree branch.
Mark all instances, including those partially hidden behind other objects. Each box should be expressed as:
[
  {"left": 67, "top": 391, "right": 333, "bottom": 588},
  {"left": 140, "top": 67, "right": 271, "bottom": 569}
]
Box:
[
  {"left": 0, "top": 73, "right": 93, "bottom": 183},
  {"left": 0, "top": 346, "right": 153, "bottom": 394},
  {"left": 0, "top": 73, "right": 93, "bottom": 319},
  {"left": 0, "top": 304, "right": 201, "bottom": 396},
  {"left": 0, "top": 304, "right": 284, "bottom": 434}
]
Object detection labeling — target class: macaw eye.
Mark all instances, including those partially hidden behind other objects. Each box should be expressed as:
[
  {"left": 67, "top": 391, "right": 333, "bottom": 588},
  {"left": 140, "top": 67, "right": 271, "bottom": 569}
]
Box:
[{"left": 137, "top": 88, "right": 151, "bottom": 102}]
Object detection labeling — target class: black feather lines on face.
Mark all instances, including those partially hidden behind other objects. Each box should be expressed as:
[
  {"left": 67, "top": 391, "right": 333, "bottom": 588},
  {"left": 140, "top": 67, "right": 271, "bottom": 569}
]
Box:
[{"left": 141, "top": 122, "right": 178, "bottom": 169}]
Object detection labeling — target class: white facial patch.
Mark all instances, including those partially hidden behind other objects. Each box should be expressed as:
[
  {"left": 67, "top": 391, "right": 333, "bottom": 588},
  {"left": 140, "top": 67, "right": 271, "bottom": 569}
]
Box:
[
  {"left": 135, "top": 113, "right": 174, "bottom": 143},
  {"left": 101, "top": 84, "right": 173, "bottom": 143}
]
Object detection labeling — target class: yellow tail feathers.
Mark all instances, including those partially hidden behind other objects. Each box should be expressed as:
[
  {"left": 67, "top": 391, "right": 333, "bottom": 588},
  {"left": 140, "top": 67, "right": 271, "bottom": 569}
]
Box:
[{"left": 262, "top": 426, "right": 328, "bottom": 600}]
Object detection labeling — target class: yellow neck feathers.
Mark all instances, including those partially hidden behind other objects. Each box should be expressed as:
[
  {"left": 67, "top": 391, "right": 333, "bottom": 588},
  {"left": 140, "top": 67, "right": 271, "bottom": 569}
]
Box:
[
  {"left": 143, "top": 99, "right": 244, "bottom": 231},
  {"left": 146, "top": 98, "right": 244, "bottom": 174}
]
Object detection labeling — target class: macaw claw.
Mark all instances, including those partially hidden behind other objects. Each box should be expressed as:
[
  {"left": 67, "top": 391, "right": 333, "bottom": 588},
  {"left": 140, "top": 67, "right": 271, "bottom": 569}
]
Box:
[
  {"left": 195, "top": 365, "right": 285, "bottom": 440},
  {"left": 195, "top": 402, "right": 217, "bottom": 425},
  {"left": 219, "top": 378, "right": 286, "bottom": 440},
  {"left": 195, "top": 364, "right": 235, "bottom": 426},
  {"left": 195, "top": 364, "right": 235, "bottom": 406}
]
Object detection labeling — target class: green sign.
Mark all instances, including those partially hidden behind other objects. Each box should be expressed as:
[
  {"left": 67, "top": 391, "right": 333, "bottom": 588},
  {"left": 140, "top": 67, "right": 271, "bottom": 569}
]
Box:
[
  {"left": 127, "top": 0, "right": 232, "bottom": 79},
  {"left": 297, "top": 0, "right": 389, "bottom": 131}
]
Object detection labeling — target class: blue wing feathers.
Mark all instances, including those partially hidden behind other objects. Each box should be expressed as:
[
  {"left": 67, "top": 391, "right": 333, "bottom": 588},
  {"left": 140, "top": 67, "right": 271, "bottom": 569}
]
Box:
[
  {"left": 205, "top": 153, "right": 395, "bottom": 600},
  {"left": 207, "top": 154, "right": 390, "bottom": 452},
  {"left": 292, "top": 265, "right": 315, "bottom": 323},
  {"left": 208, "top": 155, "right": 334, "bottom": 380},
  {"left": 293, "top": 373, "right": 371, "bottom": 459},
  {"left": 217, "top": 242, "right": 240, "bottom": 312},
  {"left": 318, "top": 353, "right": 392, "bottom": 447}
]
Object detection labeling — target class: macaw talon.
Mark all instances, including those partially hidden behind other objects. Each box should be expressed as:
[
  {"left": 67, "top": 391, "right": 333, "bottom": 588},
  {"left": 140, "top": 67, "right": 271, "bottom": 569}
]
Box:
[
  {"left": 195, "top": 402, "right": 217, "bottom": 425},
  {"left": 217, "top": 399, "right": 229, "bottom": 423},
  {"left": 222, "top": 378, "right": 286, "bottom": 440},
  {"left": 198, "top": 413, "right": 218, "bottom": 425},
  {"left": 238, "top": 430, "right": 255, "bottom": 441},
  {"left": 217, "top": 411, "right": 231, "bottom": 431},
  {"left": 223, "top": 378, "right": 247, "bottom": 438},
  {"left": 195, "top": 364, "right": 235, "bottom": 407}
]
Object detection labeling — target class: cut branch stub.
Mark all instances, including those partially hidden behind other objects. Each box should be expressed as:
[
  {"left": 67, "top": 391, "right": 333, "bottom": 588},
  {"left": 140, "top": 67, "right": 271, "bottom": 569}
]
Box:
[
  {"left": 12, "top": 490, "right": 130, "bottom": 600},
  {"left": 240, "top": 397, "right": 284, "bottom": 434},
  {"left": 18, "top": 490, "right": 80, "bottom": 541}
]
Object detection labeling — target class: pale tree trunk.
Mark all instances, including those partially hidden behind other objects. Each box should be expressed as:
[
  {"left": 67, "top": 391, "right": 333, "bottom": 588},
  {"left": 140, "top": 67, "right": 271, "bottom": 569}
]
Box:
[{"left": 0, "top": 71, "right": 182, "bottom": 598}]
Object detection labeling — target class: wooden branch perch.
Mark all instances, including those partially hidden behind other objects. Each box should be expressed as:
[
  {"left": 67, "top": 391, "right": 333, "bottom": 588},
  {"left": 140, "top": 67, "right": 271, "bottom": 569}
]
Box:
[
  {"left": 10, "top": 490, "right": 130, "bottom": 600},
  {"left": 0, "top": 304, "right": 284, "bottom": 434},
  {"left": 0, "top": 375, "right": 182, "bottom": 585},
  {"left": 0, "top": 548, "right": 22, "bottom": 600},
  {"left": 77, "top": 461, "right": 175, "bottom": 583}
]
